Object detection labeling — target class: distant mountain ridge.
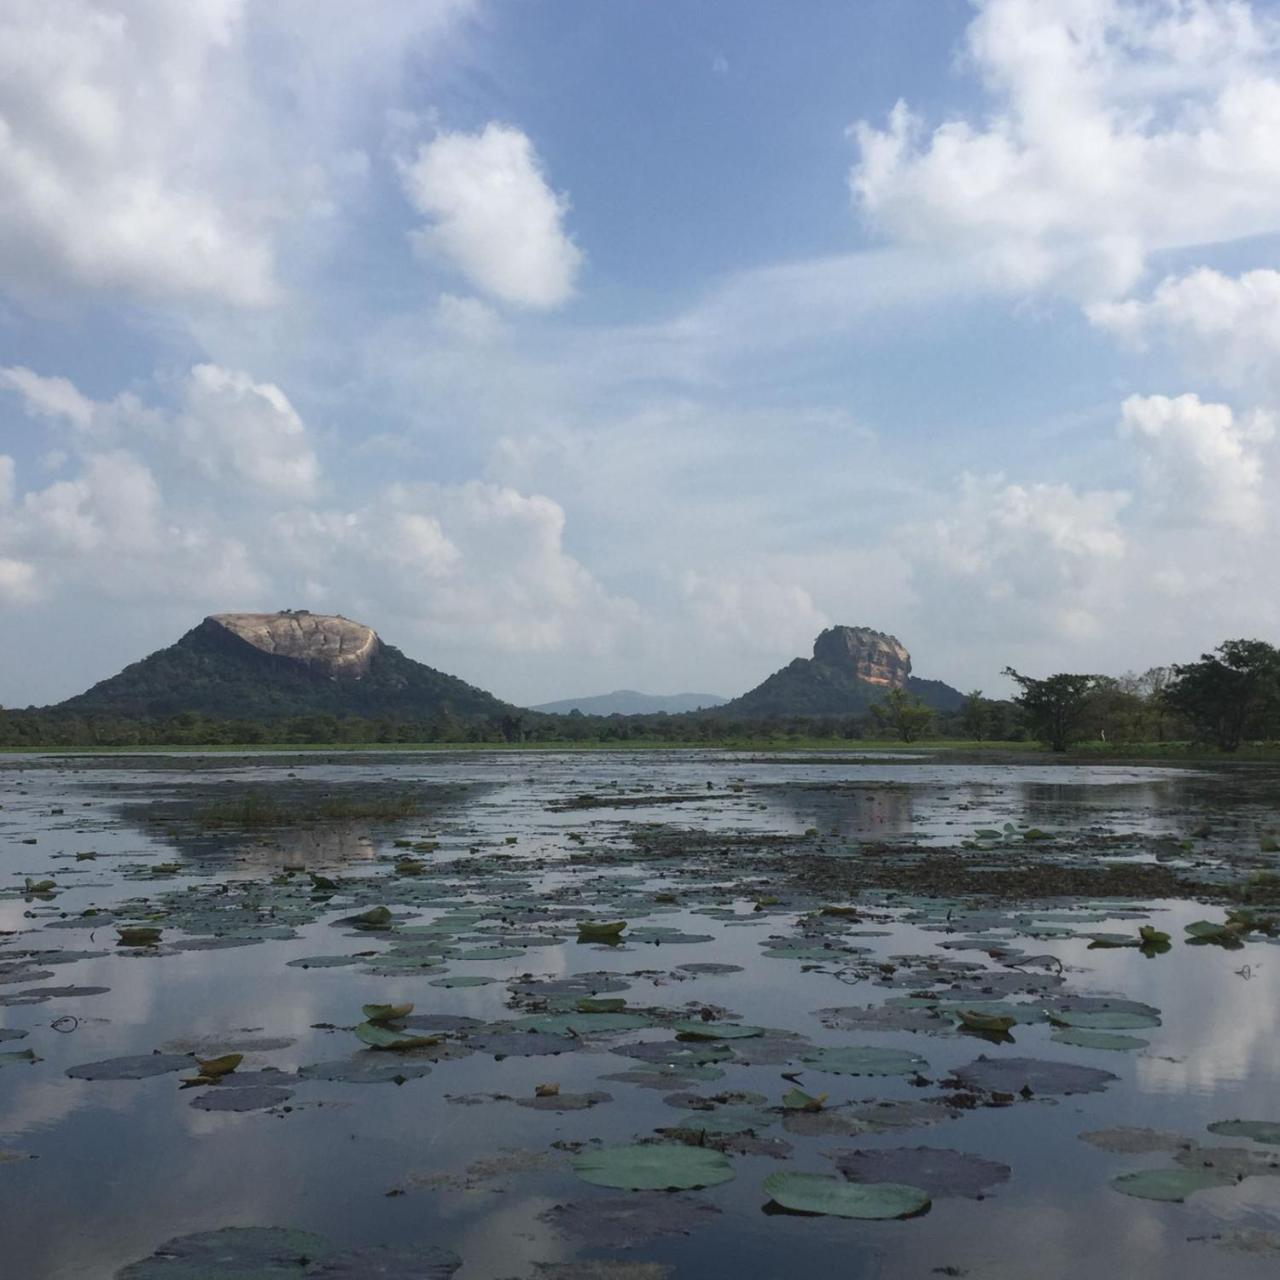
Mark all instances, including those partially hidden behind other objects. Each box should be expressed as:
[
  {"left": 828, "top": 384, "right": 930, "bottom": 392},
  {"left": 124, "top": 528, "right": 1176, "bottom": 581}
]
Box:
[
  {"left": 530, "top": 690, "right": 726, "bottom": 716},
  {"left": 720, "top": 625, "right": 963, "bottom": 718},
  {"left": 55, "top": 611, "right": 510, "bottom": 721}
]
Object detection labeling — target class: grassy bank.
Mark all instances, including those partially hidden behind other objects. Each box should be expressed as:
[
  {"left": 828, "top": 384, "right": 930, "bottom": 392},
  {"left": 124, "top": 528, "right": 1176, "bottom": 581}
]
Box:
[{"left": 7, "top": 736, "right": 1280, "bottom": 764}]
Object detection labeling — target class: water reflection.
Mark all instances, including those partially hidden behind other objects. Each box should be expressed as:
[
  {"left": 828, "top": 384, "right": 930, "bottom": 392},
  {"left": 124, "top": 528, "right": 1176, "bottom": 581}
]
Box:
[{"left": 3, "top": 751, "right": 1280, "bottom": 1279}]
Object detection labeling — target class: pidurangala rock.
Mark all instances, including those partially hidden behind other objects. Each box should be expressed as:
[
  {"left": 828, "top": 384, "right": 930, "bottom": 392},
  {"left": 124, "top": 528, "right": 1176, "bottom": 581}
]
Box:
[{"left": 208, "top": 611, "right": 379, "bottom": 678}]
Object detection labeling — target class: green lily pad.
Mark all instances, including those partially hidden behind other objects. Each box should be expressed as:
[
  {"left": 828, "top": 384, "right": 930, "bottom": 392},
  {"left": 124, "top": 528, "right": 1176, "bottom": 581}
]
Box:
[
  {"left": 363, "top": 1003, "right": 413, "bottom": 1024},
  {"left": 298, "top": 1055, "right": 433, "bottom": 1085},
  {"left": 353, "top": 1022, "right": 439, "bottom": 1051},
  {"left": 762, "top": 1171, "right": 930, "bottom": 1219},
  {"left": 802, "top": 1046, "right": 927, "bottom": 1077},
  {"left": 571, "top": 1144, "right": 735, "bottom": 1190},
  {"left": 1051, "top": 1028, "right": 1148, "bottom": 1051},
  {"left": 672, "top": 1021, "right": 764, "bottom": 1041},
  {"left": 429, "top": 975, "right": 496, "bottom": 988},
  {"left": 514, "top": 1012, "right": 652, "bottom": 1036},
  {"left": 1111, "top": 1167, "right": 1234, "bottom": 1201},
  {"left": 1207, "top": 1120, "right": 1280, "bottom": 1145},
  {"left": 1047, "top": 1009, "right": 1160, "bottom": 1031}
]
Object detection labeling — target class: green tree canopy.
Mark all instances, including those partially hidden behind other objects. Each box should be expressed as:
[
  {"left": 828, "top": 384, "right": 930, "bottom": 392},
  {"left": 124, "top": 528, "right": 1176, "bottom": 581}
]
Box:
[
  {"left": 1164, "top": 639, "right": 1280, "bottom": 752},
  {"left": 870, "top": 688, "right": 935, "bottom": 743},
  {"left": 1002, "top": 668, "right": 1096, "bottom": 752}
]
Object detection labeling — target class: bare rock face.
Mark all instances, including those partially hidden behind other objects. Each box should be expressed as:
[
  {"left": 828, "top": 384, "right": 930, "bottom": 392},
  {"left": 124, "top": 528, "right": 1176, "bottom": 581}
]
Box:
[
  {"left": 208, "top": 611, "right": 379, "bottom": 678},
  {"left": 811, "top": 626, "right": 911, "bottom": 688}
]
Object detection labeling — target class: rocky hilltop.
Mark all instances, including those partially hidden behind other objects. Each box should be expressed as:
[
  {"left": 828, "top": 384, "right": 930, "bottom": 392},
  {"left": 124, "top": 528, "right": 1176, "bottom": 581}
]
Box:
[
  {"left": 209, "top": 611, "right": 379, "bottom": 677},
  {"left": 56, "top": 610, "right": 510, "bottom": 721},
  {"left": 719, "top": 625, "right": 963, "bottom": 718}
]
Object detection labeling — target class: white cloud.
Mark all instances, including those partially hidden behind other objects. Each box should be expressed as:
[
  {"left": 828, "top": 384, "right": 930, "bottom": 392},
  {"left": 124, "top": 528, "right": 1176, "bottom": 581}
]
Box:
[
  {"left": 680, "top": 572, "right": 830, "bottom": 657},
  {"left": 1091, "top": 267, "right": 1280, "bottom": 395},
  {"left": 179, "top": 364, "right": 320, "bottom": 500},
  {"left": 1120, "top": 391, "right": 1272, "bottom": 530},
  {"left": 0, "top": 556, "right": 38, "bottom": 603},
  {"left": 0, "top": 0, "right": 476, "bottom": 312},
  {"left": 850, "top": 0, "right": 1280, "bottom": 299},
  {"left": 401, "top": 123, "right": 583, "bottom": 308},
  {"left": 0, "top": 366, "right": 96, "bottom": 429},
  {"left": 0, "top": 0, "right": 276, "bottom": 307},
  {"left": 434, "top": 293, "right": 504, "bottom": 343}
]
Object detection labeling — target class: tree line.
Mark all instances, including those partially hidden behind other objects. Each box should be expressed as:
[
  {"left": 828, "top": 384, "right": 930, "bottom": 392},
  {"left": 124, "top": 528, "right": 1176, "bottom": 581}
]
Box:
[{"left": 2, "top": 637, "right": 1277, "bottom": 752}]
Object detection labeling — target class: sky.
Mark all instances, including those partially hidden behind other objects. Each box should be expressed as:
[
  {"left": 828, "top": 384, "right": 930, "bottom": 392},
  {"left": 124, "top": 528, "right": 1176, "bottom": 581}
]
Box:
[{"left": 4, "top": 0, "right": 1280, "bottom": 709}]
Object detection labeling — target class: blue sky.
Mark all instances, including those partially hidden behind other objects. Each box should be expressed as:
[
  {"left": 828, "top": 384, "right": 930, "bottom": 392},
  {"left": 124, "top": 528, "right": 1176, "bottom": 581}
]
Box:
[{"left": 4, "top": 0, "right": 1280, "bottom": 708}]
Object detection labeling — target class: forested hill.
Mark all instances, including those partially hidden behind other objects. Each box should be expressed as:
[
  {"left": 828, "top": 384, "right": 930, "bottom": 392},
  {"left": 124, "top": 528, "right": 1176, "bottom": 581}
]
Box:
[
  {"left": 53, "top": 613, "right": 510, "bottom": 721},
  {"left": 720, "top": 625, "right": 964, "bottom": 717}
]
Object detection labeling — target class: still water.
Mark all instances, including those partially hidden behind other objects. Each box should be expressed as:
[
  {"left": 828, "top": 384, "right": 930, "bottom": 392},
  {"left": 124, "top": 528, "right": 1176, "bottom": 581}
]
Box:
[{"left": 2, "top": 750, "right": 1279, "bottom": 1278}]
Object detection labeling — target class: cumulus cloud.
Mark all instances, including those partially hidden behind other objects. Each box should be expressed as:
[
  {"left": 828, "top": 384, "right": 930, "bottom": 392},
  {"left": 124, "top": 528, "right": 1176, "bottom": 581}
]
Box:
[
  {"left": 178, "top": 365, "right": 321, "bottom": 500},
  {"left": 0, "top": 362, "right": 647, "bottom": 702},
  {"left": 1120, "top": 392, "right": 1273, "bottom": 530},
  {"left": 1091, "top": 268, "right": 1280, "bottom": 396},
  {"left": 850, "top": 0, "right": 1280, "bottom": 299},
  {"left": 0, "top": 0, "right": 475, "bottom": 311},
  {"left": 0, "top": 0, "right": 277, "bottom": 307},
  {"left": 0, "top": 366, "right": 96, "bottom": 430},
  {"left": 401, "top": 123, "right": 583, "bottom": 308},
  {"left": 1, "top": 362, "right": 321, "bottom": 500},
  {"left": 680, "top": 572, "right": 830, "bottom": 657}
]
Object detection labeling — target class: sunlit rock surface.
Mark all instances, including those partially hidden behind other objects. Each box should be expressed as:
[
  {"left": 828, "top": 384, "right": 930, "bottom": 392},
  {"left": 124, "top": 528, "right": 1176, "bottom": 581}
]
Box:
[{"left": 208, "top": 611, "right": 379, "bottom": 678}]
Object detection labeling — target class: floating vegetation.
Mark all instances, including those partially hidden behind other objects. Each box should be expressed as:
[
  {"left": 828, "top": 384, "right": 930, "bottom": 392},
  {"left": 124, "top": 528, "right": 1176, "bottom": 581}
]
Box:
[
  {"left": 9, "top": 749, "right": 1280, "bottom": 1279},
  {"left": 571, "top": 1145, "right": 735, "bottom": 1191},
  {"left": 762, "top": 1171, "right": 930, "bottom": 1219}
]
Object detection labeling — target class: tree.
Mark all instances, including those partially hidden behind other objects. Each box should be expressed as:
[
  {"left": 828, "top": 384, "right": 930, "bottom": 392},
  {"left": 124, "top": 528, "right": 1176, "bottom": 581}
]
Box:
[
  {"left": 961, "top": 690, "right": 988, "bottom": 741},
  {"left": 1002, "top": 668, "right": 1096, "bottom": 752},
  {"left": 1163, "top": 639, "right": 1280, "bottom": 752},
  {"left": 870, "top": 688, "right": 934, "bottom": 743}
]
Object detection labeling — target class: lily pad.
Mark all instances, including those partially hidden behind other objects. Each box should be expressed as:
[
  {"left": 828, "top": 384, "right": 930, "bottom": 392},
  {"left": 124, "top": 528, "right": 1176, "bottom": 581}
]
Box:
[
  {"left": 672, "top": 1021, "right": 763, "bottom": 1041},
  {"left": 762, "top": 1171, "right": 929, "bottom": 1219},
  {"left": 1079, "top": 1128, "right": 1193, "bottom": 1154},
  {"left": 1051, "top": 1028, "right": 1149, "bottom": 1051},
  {"left": 190, "top": 1086, "right": 294, "bottom": 1112},
  {"left": 833, "top": 1147, "right": 1010, "bottom": 1199},
  {"left": 353, "top": 1022, "right": 439, "bottom": 1052},
  {"left": 1111, "top": 1167, "right": 1234, "bottom": 1201},
  {"left": 1047, "top": 1009, "right": 1160, "bottom": 1031},
  {"left": 517, "top": 1090, "right": 612, "bottom": 1112},
  {"left": 305, "top": 1244, "right": 461, "bottom": 1278},
  {"left": 362, "top": 1003, "right": 414, "bottom": 1024},
  {"left": 1207, "top": 1120, "right": 1280, "bottom": 1145},
  {"left": 298, "top": 1055, "right": 433, "bottom": 1085},
  {"left": 515, "top": 1013, "right": 652, "bottom": 1036},
  {"left": 67, "top": 1053, "right": 193, "bottom": 1081},
  {"left": 571, "top": 1144, "right": 735, "bottom": 1191},
  {"left": 953, "top": 1056, "right": 1116, "bottom": 1096},
  {"left": 539, "top": 1193, "right": 720, "bottom": 1249},
  {"left": 802, "top": 1046, "right": 927, "bottom": 1077}
]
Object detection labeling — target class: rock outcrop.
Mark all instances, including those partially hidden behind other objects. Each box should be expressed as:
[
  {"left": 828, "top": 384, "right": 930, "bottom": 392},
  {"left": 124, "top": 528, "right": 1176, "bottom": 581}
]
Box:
[
  {"left": 811, "top": 626, "right": 911, "bottom": 688},
  {"left": 719, "top": 625, "right": 962, "bottom": 718},
  {"left": 208, "top": 611, "right": 379, "bottom": 678}
]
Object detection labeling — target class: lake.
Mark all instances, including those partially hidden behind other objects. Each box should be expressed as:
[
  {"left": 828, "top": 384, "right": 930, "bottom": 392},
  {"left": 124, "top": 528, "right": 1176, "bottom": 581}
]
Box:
[{"left": 2, "top": 749, "right": 1279, "bottom": 1278}]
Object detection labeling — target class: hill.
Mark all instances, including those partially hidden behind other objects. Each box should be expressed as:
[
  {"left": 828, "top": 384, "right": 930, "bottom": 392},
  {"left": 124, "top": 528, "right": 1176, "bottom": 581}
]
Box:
[
  {"left": 719, "top": 625, "right": 963, "bottom": 718},
  {"left": 53, "top": 611, "right": 511, "bottom": 721},
  {"left": 530, "top": 690, "right": 726, "bottom": 716}
]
